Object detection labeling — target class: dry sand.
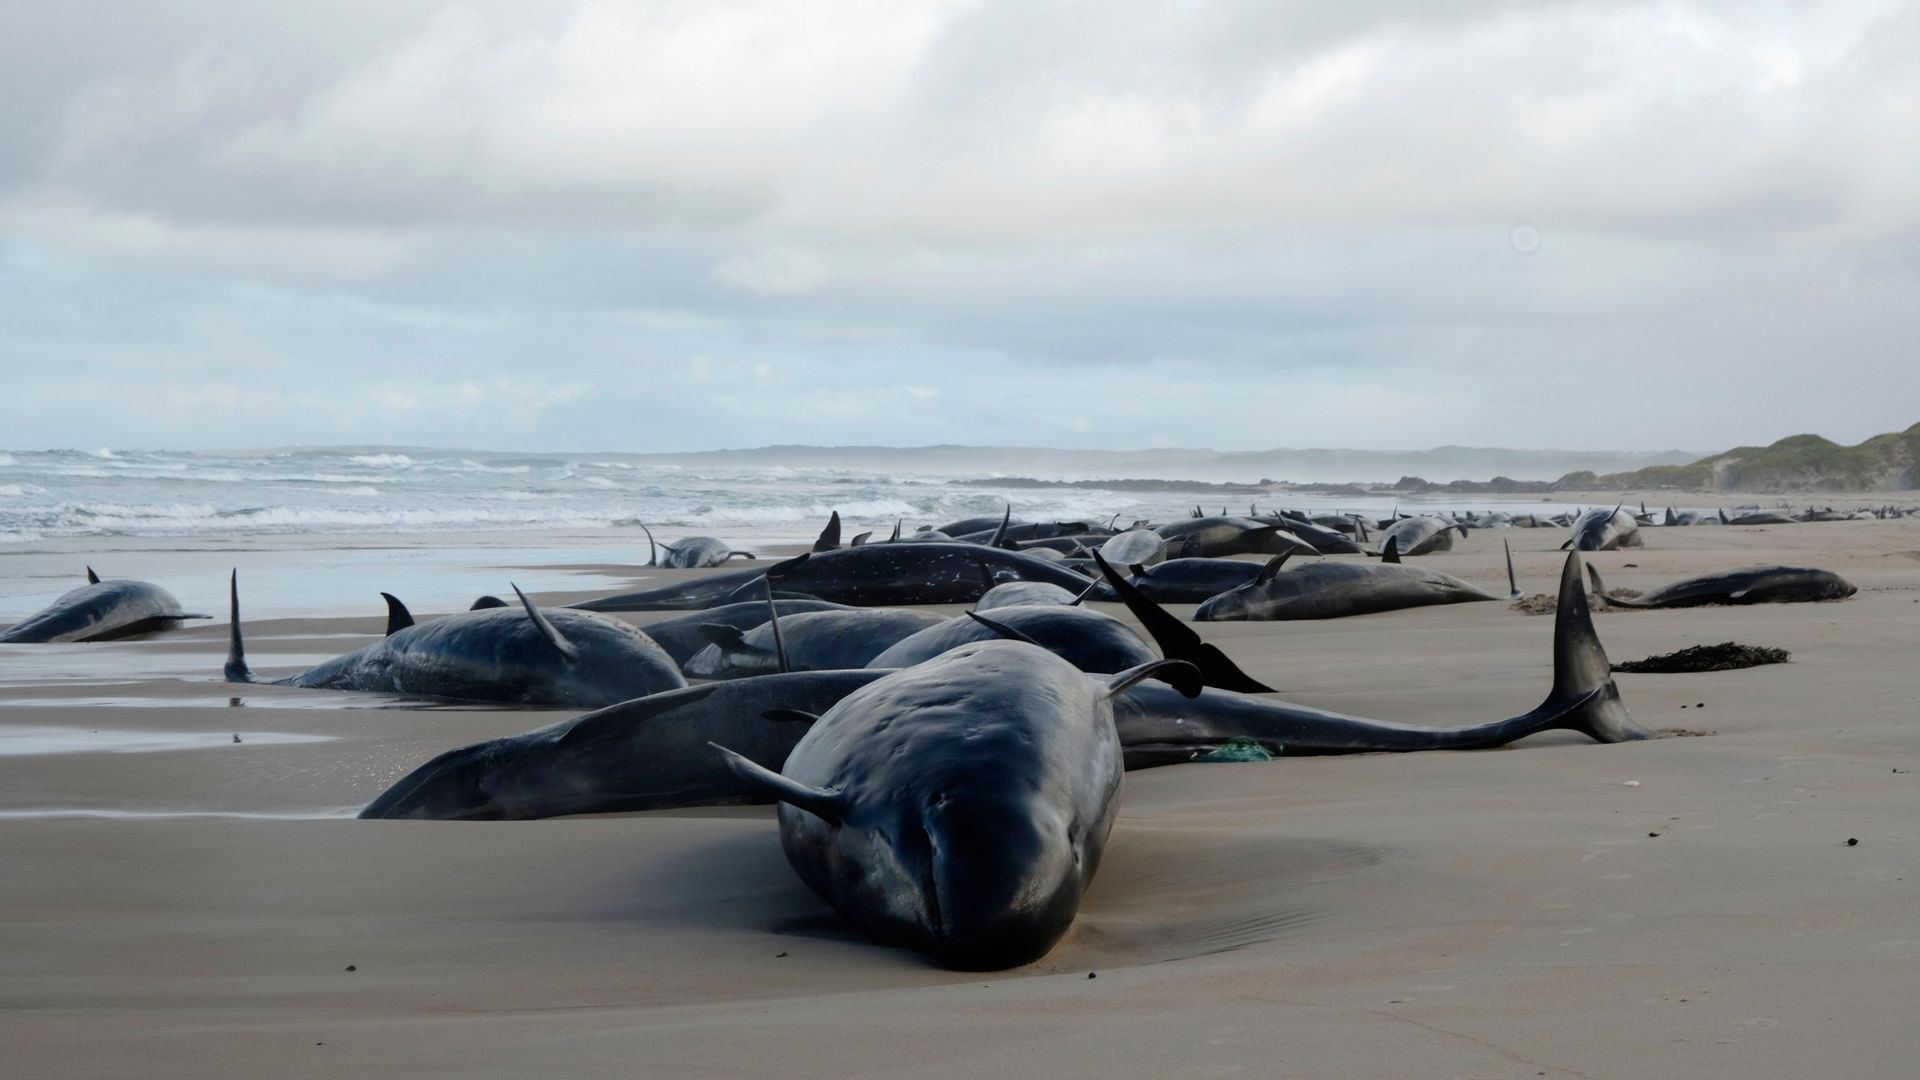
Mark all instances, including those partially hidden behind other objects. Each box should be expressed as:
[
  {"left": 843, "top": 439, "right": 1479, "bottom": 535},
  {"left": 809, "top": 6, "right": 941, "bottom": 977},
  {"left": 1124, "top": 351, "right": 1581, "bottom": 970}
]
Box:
[{"left": 2, "top": 515, "right": 1916, "bottom": 1078}]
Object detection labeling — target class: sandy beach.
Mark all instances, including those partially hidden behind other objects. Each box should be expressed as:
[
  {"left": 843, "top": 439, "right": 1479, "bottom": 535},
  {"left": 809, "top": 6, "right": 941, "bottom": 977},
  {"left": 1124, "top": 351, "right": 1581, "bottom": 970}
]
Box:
[{"left": 2, "top": 511, "right": 1915, "bottom": 1079}]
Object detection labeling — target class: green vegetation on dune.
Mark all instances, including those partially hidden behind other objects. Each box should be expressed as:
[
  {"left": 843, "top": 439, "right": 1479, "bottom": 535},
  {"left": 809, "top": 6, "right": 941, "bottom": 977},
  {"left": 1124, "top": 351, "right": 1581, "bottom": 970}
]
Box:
[{"left": 1581, "top": 424, "right": 1920, "bottom": 493}]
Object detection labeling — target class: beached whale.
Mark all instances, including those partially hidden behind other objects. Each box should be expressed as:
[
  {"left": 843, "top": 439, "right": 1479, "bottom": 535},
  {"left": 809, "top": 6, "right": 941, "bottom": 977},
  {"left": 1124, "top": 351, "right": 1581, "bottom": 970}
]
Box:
[
  {"left": 685, "top": 607, "right": 946, "bottom": 679},
  {"left": 359, "top": 670, "right": 892, "bottom": 820},
  {"left": 1082, "top": 557, "right": 1268, "bottom": 604},
  {"left": 972, "top": 581, "right": 1086, "bottom": 610},
  {"left": 1098, "top": 529, "right": 1168, "bottom": 566},
  {"left": 0, "top": 568, "right": 209, "bottom": 643},
  {"left": 626, "top": 599, "right": 851, "bottom": 665},
  {"left": 638, "top": 524, "right": 754, "bottom": 568},
  {"left": 1194, "top": 541, "right": 1516, "bottom": 621},
  {"left": 359, "top": 556, "right": 1636, "bottom": 823},
  {"left": 739, "top": 544, "right": 1095, "bottom": 607},
  {"left": 224, "top": 575, "right": 686, "bottom": 708},
  {"left": 1121, "top": 550, "right": 1644, "bottom": 763},
  {"left": 1564, "top": 507, "right": 1642, "bottom": 551},
  {"left": 866, "top": 605, "right": 1159, "bottom": 675},
  {"left": 1373, "top": 515, "right": 1465, "bottom": 557},
  {"left": 1586, "top": 564, "right": 1856, "bottom": 609},
  {"left": 713, "top": 642, "right": 1202, "bottom": 969},
  {"left": 1156, "top": 516, "right": 1314, "bottom": 559}
]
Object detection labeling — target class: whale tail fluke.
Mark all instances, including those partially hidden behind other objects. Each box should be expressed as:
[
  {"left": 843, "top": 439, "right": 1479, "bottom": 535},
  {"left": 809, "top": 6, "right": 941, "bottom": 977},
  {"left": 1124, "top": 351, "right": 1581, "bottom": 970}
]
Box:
[
  {"left": 812, "top": 512, "right": 842, "bottom": 552},
  {"left": 224, "top": 570, "right": 253, "bottom": 684},
  {"left": 1091, "top": 551, "right": 1274, "bottom": 693},
  {"left": 1518, "top": 553, "right": 1646, "bottom": 743}
]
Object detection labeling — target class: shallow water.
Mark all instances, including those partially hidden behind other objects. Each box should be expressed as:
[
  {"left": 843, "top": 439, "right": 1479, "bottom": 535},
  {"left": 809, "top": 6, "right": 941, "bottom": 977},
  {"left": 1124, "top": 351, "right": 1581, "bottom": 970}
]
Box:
[{"left": 0, "top": 725, "right": 334, "bottom": 756}]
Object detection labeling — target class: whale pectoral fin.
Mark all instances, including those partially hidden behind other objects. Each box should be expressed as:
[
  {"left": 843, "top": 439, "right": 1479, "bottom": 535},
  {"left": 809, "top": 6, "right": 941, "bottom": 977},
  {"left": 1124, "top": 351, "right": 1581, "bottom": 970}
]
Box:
[
  {"left": 1092, "top": 550, "right": 1274, "bottom": 694},
  {"left": 698, "top": 623, "right": 768, "bottom": 656},
  {"left": 380, "top": 592, "right": 415, "bottom": 636},
  {"left": 1106, "top": 659, "right": 1202, "bottom": 699},
  {"left": 762, "top": 709, "right": 820, "bottom": 725},
  {"left": 1069, "top": 578, "right": 1101, "bottom": 606},
  {"left": 470, "top": 595, "right": 508, "bottom": 610},
  {"left": 726, "top": 551, "right": 758, "bottom": 561},
  {"left": 176, "top": 613, "right": 213, "bottom": 620},
  {"left": 710, "top": 743, "right": 844, "bottom": 823},
  {"left": 511, "top": 583, "right": 578, "bottom": 662},
  {"left": 965, "top": 610, "right": 1044, "bottom": 648},
  {"left": 1504, "top": 539, "right": 1520, "bottom": 600},
  {"left": 86, "top": 566, "right": 100, "bottom": 585},
  {"left": 812, "top": 511, "right": 842, "bottom": 552}
]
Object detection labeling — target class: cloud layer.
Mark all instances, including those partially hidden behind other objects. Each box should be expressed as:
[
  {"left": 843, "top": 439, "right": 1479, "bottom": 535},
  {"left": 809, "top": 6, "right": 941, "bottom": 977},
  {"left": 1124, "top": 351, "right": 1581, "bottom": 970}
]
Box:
[{"left": 2, "top": 1, "right": 1916, "bottom": 451}]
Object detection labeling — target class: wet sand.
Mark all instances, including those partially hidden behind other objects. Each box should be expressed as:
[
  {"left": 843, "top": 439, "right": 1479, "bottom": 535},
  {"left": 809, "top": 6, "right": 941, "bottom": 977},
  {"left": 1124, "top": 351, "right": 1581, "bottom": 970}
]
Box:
[{"left": 2, "top": 515, "right": 1916, "bottom": 1078}]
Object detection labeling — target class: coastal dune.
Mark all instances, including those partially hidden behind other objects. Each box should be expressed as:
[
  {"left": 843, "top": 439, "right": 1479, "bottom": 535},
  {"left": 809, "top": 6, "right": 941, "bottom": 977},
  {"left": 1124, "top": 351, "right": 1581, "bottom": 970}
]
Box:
[{"left": 1, "top": 518, "right": 1915, "bottom": 1078}]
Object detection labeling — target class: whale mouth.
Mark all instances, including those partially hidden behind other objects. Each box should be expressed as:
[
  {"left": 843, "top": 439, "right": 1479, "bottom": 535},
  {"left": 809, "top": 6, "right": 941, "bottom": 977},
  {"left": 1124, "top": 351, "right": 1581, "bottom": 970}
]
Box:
[{"left": 919, "top": 819, "right": 945, "bottom": 943}]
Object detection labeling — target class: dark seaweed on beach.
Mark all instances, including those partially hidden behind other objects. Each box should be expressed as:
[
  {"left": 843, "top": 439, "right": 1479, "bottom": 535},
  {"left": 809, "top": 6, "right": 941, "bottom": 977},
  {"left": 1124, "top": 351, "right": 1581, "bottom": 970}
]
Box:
[{"left": 1611, "top": 642, "right": 1791, "bottom": 673}]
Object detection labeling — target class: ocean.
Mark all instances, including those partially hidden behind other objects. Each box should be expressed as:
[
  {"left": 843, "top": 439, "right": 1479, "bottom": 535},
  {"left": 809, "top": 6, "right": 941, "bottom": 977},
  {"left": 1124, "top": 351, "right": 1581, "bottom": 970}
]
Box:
[{"left": 0, "top": 446, "right": 1598, "bottom": 548}]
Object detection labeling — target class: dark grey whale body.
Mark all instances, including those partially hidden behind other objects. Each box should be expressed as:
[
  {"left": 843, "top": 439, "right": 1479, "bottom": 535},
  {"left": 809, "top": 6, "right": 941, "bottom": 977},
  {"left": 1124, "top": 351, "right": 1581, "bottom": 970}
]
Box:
[
  {"left": 0, "top": 569, "right": 208, "bottom": 643},
  {"left": 568, "top": 564, "right": 773, "bottom": 612},
  {"left": 1375, "top": 516, "right": 1465, "bottom": 556},
  {"left": 867, "top": 604, "right": 1157, "bottom": 674},
  {"left": 1156, "top": 516, "right": 1313, "bottom": 558},
  {"left": 632, "top": 599, "right": 851, "bottom": 665},
  {"left": 1122, "top": 552, "right": 1643, "bottom": 763},
  {"left": 1586, "top": 564, "right": 1856, "bottom": 609},
  {"left": 1084, "top": 557, "right": 1267, "bottom": 603},
  {"left": 359, "top": 670, "right": 890, "bottom": 820},
  {"left": 714, "top": 642, "right": 1202, "bottom": 969},
  {"left": 1564, "top": 507, "right": 1642, "bottom": 552},
  {"left": 225, "top": 576, "right": 686, "bottom": 708},
  {"left": 685, "top": 608, "right": 945, "bottom": 679},
  {"left": 1195, "top": 558, "right": 1505, "bottom": 621},
  {"left": 745, "top": 544, "right": 1095, "bottom": 607}
]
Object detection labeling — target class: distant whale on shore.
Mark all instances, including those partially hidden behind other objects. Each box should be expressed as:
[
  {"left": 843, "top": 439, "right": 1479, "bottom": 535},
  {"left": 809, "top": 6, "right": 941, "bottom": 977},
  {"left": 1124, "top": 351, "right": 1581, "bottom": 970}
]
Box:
[{"left": 0, "top": 569, "right": 208, "bottom": 643}]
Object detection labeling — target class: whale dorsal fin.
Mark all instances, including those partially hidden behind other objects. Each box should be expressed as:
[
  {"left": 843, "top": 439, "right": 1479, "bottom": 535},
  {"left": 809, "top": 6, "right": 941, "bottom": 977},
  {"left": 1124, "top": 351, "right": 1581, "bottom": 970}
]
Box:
[
  {"left": 1504, "top": 539, "right": 1520, "bottom": 600},
  {"left": 470, "top": 595, "right": 508, "bottom": 610},
  {"left": 888, "top": 518, "right": 902, "bottom": 543},
  {"left": 1255, "top": 553, "right": 1290, "bottom": 585},
  {"left": 380, "top": 593, "right": 415, "bottom": 636},
  {"left": 1381, "top": 536, "right": 1401, "bottom": 564},
  {"left": 850, "top": 531, "right": 873, "bottom": 547},
  {"left": 812, "top": 512, "right": 841, "bottom": 552},
  {"left": 85, "top": 566, "right": 100, "bottom": 585},
  {"left": 965, "top": 610, "right": 1044, "bottom": 648},
  {"left": 710, "top": 743, "right": 844, "bottom": 823},
  {"left": 511, "top": 583, "right": 577, "bottom": 662}
]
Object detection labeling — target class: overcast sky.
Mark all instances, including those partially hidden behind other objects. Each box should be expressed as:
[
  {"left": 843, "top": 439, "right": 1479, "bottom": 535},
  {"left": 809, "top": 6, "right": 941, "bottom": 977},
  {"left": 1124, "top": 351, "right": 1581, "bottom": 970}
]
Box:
[{"left": 2, "top": 1, "right": 1916, "bottom": 453}]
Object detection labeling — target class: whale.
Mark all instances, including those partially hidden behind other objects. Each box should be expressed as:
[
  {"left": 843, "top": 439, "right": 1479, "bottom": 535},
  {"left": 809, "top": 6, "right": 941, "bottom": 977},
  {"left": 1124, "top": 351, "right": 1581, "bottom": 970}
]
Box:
[
  {"left": 0, "top": 568, "right": 209, "bottom": 643},
  {"left": 685, "top": 607, "right": 946, "bottom": 679},
  {"left": 1155, "top": 516, "right": 1314, "bottom": 559},
  {"left": 738, "top": 544, "right": 1096, "bottom": 607},
  {"left": 568, "top": 564, "right": 775, "bottom": 612},
  {"left": 360, "top": 558, "right": 1637, "bottom": 824},
  {"left": 623, "top": 599, "right": 852, "bottom": 665},
  {"left": 973, "top": 581, "right": 1088, "bottom": 610},
  {"left": 1098, "top": 528, "right": 1168, "bottom": 566},
  {"left": 1586, "top": 563, "right": 1856, "bottom": 609},
  {"left": 1194, "top": 542, "right": 1516, "bottom": 621},
  {"left": 225, "top": 575, "right": 686, "bottom": 708},
  {"left": 359, "top": 670, "right": 892, "bottom": 820},
  {"left": 1082, "top": 557, "right": 1269, "bottom": 603},
  {"left": 1564, "top": 506, "right": 1642, "bottom": 551},
  {"left": 713, "top": 642, "right": 1202, "bottom": 969},
  {"left": 638, "top": 523, "right": 755, "bottom": 568},
  {"left": 1122, "top": 551, "right": 1644, "bottom": 763},
  {"left": 1373, "top": 516, "right": 1466, "bottom": 557}
]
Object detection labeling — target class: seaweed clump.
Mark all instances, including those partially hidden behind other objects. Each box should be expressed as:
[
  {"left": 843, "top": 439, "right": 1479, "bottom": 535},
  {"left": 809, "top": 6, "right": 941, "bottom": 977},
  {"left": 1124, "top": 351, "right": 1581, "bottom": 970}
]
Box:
[{"left": 1612, "top": 643, "right": 1791, "bottom": 673}]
